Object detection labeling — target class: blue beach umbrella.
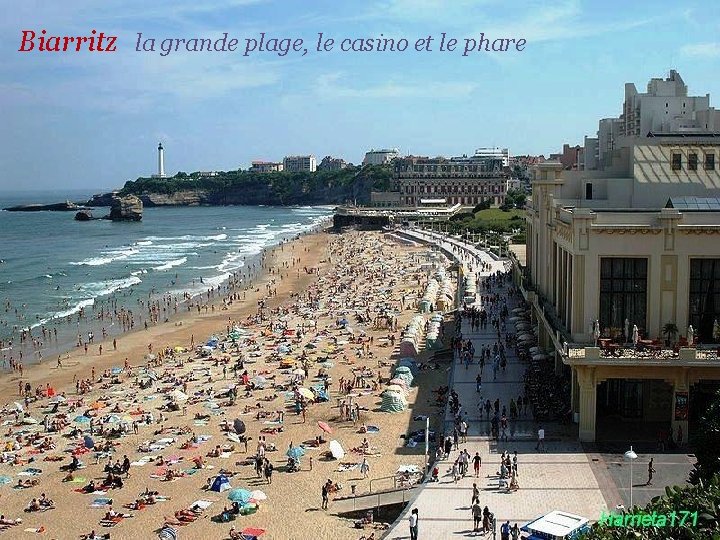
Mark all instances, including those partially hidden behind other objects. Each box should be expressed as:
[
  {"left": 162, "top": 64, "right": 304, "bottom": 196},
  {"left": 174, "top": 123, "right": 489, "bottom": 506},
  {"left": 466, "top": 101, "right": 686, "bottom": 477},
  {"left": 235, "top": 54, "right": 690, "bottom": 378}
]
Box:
[
  {"left": 227, "top": 488, "right": 252, "bottom": 503},
  {"left": 74, "top": 415, "right": 91, "bottom": 424},
  {"left": 84, "top": 435, "right": 95, "bottom": 449},
  {"left": 286, "top": 446, "right": 305, "bottom": 461}
]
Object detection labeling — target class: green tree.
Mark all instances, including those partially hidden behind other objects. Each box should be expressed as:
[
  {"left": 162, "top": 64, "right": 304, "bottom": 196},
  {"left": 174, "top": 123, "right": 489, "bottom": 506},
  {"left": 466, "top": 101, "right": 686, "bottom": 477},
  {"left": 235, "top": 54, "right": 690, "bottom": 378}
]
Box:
[
  {"left": 689, "top": 388, "right": 720, "bottom": 485},
  {"left": 581, "top": 474, "right": 720, "bottom": 539}
]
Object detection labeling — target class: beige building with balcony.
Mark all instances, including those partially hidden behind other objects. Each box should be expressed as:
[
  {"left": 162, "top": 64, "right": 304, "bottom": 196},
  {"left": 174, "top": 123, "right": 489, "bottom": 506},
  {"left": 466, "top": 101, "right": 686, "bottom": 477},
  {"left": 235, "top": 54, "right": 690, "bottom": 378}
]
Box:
[
  {"left": 520, "top": 135, "right": 720, "bottom": 443},
  {"left": 394, "top": 155, "right": 508, "bottom": 207}
]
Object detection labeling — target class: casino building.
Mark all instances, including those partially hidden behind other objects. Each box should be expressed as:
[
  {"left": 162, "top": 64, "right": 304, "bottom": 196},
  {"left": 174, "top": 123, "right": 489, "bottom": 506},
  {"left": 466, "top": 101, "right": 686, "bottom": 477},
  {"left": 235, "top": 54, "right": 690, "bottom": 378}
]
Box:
[{"left": 514, "top": 72, "right": 720, "bottom": 444}]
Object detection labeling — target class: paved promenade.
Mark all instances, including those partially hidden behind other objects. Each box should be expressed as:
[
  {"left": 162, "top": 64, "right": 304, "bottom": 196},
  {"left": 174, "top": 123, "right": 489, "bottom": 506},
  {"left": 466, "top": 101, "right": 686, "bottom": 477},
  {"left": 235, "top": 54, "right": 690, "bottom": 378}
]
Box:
[{"left": 383, "top": 241, "right": 608, "bottom": 539}]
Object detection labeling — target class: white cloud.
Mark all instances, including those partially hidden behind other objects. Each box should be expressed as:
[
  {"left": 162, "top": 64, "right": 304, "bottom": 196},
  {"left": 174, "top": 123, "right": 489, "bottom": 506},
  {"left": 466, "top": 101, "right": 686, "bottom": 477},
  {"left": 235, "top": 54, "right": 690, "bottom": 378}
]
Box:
[
  {"left": 475, "top": 0, "right": 656, "bottom": 44},
  {"left": 315, "top": 72, "right": 476, "bottom": 99},
  {"left": 680, "top": 42, "right": 720, "bottom": 58}
]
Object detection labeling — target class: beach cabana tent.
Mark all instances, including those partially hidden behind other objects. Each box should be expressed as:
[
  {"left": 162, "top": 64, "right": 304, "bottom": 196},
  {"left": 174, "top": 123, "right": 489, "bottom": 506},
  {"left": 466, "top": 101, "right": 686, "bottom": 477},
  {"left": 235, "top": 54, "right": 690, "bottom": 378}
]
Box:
[
  {"left": 380, "top": 390, "right": 408, "bottom": 413},
  {"left": 210, "top": 474, "right": 232, "bottom": 492},
  {"left": 398, "top": 358, "right": 418, "bottom": 375},
  {"left": 393, "top": 366, "right": 414, "bottom": 387}
]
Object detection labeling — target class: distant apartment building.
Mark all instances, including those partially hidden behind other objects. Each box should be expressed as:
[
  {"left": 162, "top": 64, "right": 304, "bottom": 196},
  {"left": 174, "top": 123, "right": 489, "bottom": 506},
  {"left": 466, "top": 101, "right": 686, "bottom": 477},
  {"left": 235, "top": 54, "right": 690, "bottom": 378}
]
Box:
[
  {"left": 549, "top": 144, "right": 584, "bottom": 170},
  {"left": 474, "top": 147, "right": 510, "bottom": 167},
  {"left": 318, "top": 156, "right": 348, "bottom": 171},
  {"left": 283, "top": 155, "right": 317, "bottom": 173},
  {"left": 584, "top": 70, "right": 720, "bottom": 170},
  {"left": 250, "top": 161, "right": 284, "bottom": 173},
  {"left": 363, "top": 148, "right": 400, "bottom": 165},
  {"left": 393, "top": 153, "right": 509, "bottom": 207}
]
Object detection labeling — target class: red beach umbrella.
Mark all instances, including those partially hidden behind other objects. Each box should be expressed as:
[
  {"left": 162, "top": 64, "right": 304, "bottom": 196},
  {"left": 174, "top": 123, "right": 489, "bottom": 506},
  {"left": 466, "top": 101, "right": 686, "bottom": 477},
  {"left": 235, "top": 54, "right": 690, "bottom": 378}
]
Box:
[{"left": 317, "top": 420, "right": 333, "bottom": 434}]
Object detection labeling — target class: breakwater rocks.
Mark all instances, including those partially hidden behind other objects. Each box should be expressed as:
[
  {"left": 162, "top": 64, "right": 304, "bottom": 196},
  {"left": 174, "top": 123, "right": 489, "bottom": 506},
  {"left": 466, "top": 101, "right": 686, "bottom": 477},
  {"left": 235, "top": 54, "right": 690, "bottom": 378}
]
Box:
[{"left": 4, "top": 201, "right": 82, "bottom": 212}]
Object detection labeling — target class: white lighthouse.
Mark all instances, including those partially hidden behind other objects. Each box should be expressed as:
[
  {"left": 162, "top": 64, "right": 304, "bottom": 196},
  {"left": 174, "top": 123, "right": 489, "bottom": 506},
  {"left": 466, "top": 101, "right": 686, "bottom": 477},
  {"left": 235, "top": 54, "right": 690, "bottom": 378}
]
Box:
[{"left": 157, "top": 142, "right": 166, "bottom": 177}]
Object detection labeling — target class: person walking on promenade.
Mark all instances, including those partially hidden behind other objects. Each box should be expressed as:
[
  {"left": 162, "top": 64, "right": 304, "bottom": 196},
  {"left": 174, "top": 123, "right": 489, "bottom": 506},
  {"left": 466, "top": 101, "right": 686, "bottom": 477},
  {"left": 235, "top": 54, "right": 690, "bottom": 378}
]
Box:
[
  {"left": 476, "top": 373, "right": 482, "bottom": 393},
  {"left": 536, "top": 426, "right": 545, "bottom": 452},
  {"left": 409, "top": 508, "right": 419, "bottom": 540},
  {"left": 472, "top": 501, "right": 483, "bottom": 533},
  {"left": 473, "top": 452, "right": 482, "bottom": 477},
  {"left": 501, "top": 520, "right": 511, "bottom": 540},
  {"left": 482, "top": 506, "right": 491, "bottom": 534},
  {"left": 647, "top": 458, "right": 655, "bottom": 485},
  {"left": 471, "top": 483, "right": 480, "bottom": 506},
  {"left": 510, "top": 523, "right": 520, "bottom": 540},
  {"left": 452, "top": 460, "right": 460, "bottom": 484}
]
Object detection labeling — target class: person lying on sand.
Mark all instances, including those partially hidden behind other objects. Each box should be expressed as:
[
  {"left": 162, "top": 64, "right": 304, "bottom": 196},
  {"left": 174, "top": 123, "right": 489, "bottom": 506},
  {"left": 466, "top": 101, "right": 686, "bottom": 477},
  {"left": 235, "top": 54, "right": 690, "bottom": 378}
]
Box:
[
  {"left": 0, "top": 515, "right": 21, "bottom": 526},
  {"left": 81, "top": 530, "right": 110, "bottom": 540},
  {"left": 16, "top": 478, "right": 39, "bottom": 488}
]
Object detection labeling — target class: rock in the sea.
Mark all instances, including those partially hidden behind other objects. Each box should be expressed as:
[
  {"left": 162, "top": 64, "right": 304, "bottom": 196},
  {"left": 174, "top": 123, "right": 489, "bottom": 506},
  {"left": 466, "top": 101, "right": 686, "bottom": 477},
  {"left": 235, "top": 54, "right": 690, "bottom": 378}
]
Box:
[
  {"left": 74, "top": 210, "right": 93, "bottom": 221},
  {"left": 108, "top": 195, "right": 143, "bottom": 221}
]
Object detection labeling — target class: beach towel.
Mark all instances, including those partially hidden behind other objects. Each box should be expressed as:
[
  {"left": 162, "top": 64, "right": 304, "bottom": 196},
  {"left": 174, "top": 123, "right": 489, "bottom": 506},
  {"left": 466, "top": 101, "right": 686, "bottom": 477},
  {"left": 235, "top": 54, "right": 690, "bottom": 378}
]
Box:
[
  {"left": 336, "top": 463, "right": 359, "bottom": 472},
  {"left": 189, "top": 500, "right": 213, "bottom": 510},
  {"left": 19, "top": 468, "right": 43, "bottom": 476},
  {"left": 366, "top": 425, "right": 380, "bottom": 433},
  {"left": 75, "top": 488, "right": 108, "bottom": 495}
]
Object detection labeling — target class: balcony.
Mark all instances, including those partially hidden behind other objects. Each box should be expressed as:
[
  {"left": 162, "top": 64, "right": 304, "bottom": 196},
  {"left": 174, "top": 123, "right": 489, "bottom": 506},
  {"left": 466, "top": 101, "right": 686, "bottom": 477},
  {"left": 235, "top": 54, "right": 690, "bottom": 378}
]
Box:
[{"left": 565, "top": 343, "right": 720, "bottom": 367}]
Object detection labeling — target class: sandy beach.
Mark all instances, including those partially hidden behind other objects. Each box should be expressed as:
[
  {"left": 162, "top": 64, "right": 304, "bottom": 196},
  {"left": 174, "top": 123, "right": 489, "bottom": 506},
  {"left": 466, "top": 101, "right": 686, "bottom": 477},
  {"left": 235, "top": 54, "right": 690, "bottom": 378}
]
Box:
[{"left": 0, "top": 229, "right": 452, "bottom": 540}]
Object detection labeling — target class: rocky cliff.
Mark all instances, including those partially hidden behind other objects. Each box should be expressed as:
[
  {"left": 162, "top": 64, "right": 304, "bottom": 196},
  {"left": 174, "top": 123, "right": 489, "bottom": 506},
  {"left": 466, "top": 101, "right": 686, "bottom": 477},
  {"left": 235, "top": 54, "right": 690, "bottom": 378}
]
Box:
[{"left": 108, "top": 195, "right": 143, "bottom": 221}]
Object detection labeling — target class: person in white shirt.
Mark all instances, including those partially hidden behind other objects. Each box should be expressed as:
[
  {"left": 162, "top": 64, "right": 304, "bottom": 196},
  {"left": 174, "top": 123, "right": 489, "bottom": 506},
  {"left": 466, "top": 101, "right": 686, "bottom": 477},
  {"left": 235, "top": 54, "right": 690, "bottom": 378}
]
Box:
[
  {"left": 408, "top": 508, "right": 419, "bottom": 540},
  {"left": 536, "top": 426, "right": 545, "bottom": 452}
]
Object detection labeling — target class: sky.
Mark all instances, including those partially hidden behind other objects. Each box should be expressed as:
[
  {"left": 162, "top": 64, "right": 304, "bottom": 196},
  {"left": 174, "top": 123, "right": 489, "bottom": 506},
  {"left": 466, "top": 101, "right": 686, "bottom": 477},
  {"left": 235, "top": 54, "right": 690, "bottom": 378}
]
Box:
[{"left": 2, "top": 0, "right": 720, "bottom": 191}]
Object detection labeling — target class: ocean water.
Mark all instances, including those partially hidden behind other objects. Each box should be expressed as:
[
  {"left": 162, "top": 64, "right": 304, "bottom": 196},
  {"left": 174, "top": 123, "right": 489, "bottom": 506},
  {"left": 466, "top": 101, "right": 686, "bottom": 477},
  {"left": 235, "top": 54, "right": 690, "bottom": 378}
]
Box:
[{"left": 0, "top": 190, "right": 332, "bottom": 363}]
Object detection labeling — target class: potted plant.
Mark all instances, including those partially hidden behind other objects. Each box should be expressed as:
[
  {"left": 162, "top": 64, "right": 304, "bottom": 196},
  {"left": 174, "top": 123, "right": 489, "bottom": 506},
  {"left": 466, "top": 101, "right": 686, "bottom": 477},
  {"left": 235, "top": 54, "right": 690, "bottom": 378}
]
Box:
[{"left": 663, "top": 322, "right": 679, "bottom": 346}]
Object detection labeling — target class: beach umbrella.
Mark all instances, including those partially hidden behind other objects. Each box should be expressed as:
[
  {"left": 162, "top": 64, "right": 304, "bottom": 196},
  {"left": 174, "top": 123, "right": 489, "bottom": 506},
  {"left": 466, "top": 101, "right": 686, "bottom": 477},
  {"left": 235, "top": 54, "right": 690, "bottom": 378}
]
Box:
[
  {"left": 249, "top": 489, "right": 268, "bottom": 501},
  {"left": 253, "top": 376, "right": 267, "bottom": 388},
  {"left": 317, "top": 421, "right": 332, "bottom": 435},
  {"left": 338, "top": 318, "right": 349, "bottom": 326},
  {"left": 170, "top": 389, "right": 188, "bottom": 402},
  {"left": 158, "top": 526, "right": 178, "bottom": 540},
  {"left": 297, "top": 388, "right": 314, "bottom": 401},
  {"left": 49, "top": 395, "right": 67, "bottom": 404},
  {"left": 329, "top": 440, "right": 345, "bottom": 460},
  {"left": 13, "top": 402, "right": 24, "bottom": 413},
  {"left": 227, "top": 488, "right": 252, "bottom": 503},
  {"left": 292, "top": 368, "right": 305, "bottom": 376},
  {"left": 286, "top": 446, "right": 305, "bottom": 460},
  {"left": 84, "top": 435, "right": 95, "bottom": 449},
  {"left": 0, "top": 476, "right": 12, "bottom": 485},
  {"left": 233, "top": 419, "right": 246, "bottom": 435},
  {"left": 105, "top": 414, "right": 123, "bottom": 424},
  {"left": 74, "top": 415, "right": 91, "bottom": 424}
]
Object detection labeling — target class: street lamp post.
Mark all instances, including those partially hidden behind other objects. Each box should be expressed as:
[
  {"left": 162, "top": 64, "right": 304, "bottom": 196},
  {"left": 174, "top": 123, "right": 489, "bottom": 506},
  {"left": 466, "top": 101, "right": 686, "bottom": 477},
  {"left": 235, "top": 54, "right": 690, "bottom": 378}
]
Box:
[{"left": 624, "top": 446, "right": 638, "bottom": 509}]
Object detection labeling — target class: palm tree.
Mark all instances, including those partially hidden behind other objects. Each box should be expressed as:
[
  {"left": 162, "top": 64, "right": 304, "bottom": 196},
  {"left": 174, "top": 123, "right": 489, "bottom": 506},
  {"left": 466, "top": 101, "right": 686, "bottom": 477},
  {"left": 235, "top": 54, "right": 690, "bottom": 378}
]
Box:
[{"left": 662, "top": 322, "right": 679, "bottom": 346}]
